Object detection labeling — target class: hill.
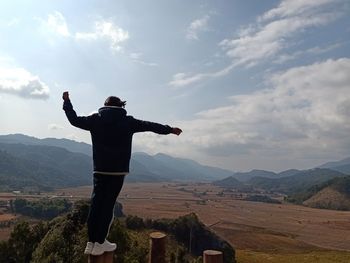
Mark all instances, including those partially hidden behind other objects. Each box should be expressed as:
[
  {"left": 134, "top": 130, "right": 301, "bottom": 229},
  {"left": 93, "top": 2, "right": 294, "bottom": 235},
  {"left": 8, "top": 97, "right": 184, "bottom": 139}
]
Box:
[
  {"left": 212, "top": 176, "right": 249, "bottom": 191},
  {"left": 214, "top": 168, "right": 347, "bottom": 196},
  {"left": 247, "top": 168, "right": 346, "bottom": 194},
  {"left": 318, "top": 157, "right": 350, "bottom": 175},
  {"left": 229, "top": 170, "right": 276, "bottom": 182},
  {"left": 228, "top": 169, "right": 301, "bottom": 182},
  {"left": 0, "top": 143, "right": 92, "bottom": 191},
  {"left": 0, "top": 133, "right": 92, "bottom": 156},
  {"left": 0, "top": 201, "right": 236, "bottom": 263},
  {"left": 288, "top": 176, "right": 350, "bottom": 210}
]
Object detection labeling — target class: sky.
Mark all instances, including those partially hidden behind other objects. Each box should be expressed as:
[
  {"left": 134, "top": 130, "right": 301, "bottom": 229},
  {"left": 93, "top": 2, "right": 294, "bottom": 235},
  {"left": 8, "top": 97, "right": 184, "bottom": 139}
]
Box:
[{"left": 0, "top": 0, "right": 349, "bottom": 172}]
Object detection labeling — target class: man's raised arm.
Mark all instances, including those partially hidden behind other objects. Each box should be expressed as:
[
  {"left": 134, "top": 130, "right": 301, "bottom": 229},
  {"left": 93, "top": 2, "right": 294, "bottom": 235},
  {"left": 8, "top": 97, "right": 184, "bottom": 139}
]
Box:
[
  {"left": 62, "top": 91, "right": 94, "bottom": 131},
  {"left": 130, "top": 117, "right": 182, "bottom": 136}
]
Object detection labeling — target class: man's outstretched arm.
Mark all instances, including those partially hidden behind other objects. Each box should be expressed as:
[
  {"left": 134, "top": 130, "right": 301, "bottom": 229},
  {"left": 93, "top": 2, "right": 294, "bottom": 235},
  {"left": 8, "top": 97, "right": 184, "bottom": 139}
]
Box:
[
  {"left": 62, "top": 91, "right": 94, "bottom": 131},
  {"left": 131, "top": 117, "right": 182, "bottom": 136}
]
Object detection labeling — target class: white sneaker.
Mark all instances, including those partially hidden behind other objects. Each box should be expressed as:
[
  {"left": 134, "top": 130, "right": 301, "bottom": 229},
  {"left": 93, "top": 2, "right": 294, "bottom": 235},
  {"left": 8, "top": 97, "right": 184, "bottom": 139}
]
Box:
[
  {"left": 91, "top": 240, "right": 117, "bottom": 256},
  {"left": 84, "top": 242, "right": 94, "bottom": 255}
]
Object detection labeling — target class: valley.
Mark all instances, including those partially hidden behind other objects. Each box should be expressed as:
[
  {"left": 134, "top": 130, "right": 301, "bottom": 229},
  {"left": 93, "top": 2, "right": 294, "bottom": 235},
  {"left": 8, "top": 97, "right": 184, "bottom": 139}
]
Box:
[{"left": 54, "top": 182, "right": 350, "bottom": 262}]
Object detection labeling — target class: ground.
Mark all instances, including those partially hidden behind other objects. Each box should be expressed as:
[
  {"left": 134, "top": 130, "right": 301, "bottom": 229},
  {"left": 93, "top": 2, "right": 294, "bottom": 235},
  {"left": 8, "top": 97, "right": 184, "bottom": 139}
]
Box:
[{"left": 1, "top": 182, "right": 350, "bottom": 262}]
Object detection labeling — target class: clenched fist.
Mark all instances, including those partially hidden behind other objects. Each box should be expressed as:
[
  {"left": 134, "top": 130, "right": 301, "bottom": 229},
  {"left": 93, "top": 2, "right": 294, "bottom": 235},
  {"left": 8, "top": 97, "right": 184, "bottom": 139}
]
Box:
[{"left": 62, "top": 91, "right": 70, "bottom": 101}]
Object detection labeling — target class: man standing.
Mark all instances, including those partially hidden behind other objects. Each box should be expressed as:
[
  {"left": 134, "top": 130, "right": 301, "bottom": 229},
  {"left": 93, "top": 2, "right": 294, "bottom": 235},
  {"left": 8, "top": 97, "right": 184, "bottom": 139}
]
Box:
[{"left": 62, "top": 92, "right": 182, "bottom": 256}]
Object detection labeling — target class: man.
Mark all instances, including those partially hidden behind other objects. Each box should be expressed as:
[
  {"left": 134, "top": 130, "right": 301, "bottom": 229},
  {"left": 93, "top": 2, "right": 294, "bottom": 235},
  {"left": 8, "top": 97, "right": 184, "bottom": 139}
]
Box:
[{"left": 62, "top": 91, "right": 182, "bottom": 256}]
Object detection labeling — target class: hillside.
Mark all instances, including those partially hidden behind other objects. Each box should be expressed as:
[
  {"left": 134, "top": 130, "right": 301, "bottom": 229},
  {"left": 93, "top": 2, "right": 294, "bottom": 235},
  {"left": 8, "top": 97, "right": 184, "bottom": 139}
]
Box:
[
  {"left": 0, "top": 201, "right": 236, "bottom": 263},
  {"left": 229, "top": 170, "right": 276, "bottom": 182},
  {"left": 0, "top": 143, "right": 92, "bottom": 191},
  {"left": 0, "top": 133, "right": 92, "bottom": 156},
  {"left": 0, "top": 150, "right": 55, "bottom": 191},
  {"left": 214, "top": 168, "right": 347, "bottom": 196},
  {"left": 0, "top": 149, "right": 93, "bottom": 191},
  {"left": 318, "top": 157, "right": 350, "bottom": 175},
  {"left": 228, "top": 169, "right": 301, "bottom": 182},
  {"left": 288, "top": 176, "right": 350, "bottom": 210},
  {"left": 212, "top": 176, "right": 248, "bottom": 190}
]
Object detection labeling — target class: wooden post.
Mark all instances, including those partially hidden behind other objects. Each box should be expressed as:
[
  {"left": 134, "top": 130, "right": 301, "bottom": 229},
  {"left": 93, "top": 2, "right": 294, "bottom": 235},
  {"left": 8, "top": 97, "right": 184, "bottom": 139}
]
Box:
[
  {"left": 203, "top": 250, "right": 223, "bottom": 263},
  {"left": 149, "top": 232, "right": 167, "bottom": 263},
  {"left": 88, "top": 251, "right": 114, "bottom": 263}
]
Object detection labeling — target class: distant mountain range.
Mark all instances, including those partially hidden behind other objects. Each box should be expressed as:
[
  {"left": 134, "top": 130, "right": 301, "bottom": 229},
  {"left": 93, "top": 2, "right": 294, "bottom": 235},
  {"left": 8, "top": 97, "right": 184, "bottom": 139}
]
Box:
[
  {"left": 318, "top": 157, "right": 350, "bottom": 174},
  {"left": 0, "top": 133, "right": 92, "bottom": 156},
  {"left": 214, "top": 168, "right": 347, "bottom": 194},
  {"left": 0, "top": 134, "right": 233, "bottom": 190},
  {"left": 213, "top": 161, "right": 350, "bottom": 210}
]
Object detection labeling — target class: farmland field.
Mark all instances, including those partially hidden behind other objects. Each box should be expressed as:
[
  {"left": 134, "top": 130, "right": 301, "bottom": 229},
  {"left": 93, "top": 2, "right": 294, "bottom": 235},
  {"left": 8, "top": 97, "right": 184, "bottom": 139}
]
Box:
[
  {"left": 54, "top": 182, "right": 350, "bottom": 262},
  {"left": 1, "top": 182, "right": 349, "bottom": 261}
]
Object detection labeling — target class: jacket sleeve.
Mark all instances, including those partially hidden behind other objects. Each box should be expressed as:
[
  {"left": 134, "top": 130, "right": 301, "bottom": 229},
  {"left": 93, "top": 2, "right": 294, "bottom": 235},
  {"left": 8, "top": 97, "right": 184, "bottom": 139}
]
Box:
[
  {"left": 63, "top": 100, "right": 94, "bottom": 131},
  {"left": 130, "top": 117, "right": 173, "bottom": 134}
]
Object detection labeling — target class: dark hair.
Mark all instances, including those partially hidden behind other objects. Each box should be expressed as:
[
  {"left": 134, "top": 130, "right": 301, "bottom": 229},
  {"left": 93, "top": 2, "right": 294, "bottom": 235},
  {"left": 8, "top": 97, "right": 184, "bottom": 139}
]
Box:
[{"left": 104, "top": 96, "right": 126, "bottom": 107}]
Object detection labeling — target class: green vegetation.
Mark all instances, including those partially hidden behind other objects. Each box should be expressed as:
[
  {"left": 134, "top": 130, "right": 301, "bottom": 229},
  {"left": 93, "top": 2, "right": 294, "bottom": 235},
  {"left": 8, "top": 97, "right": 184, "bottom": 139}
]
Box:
[
  {"left": 12, "top": 198, "right": 72, "bottom": 220},
  {"left": 0, "top": 144, "right": 92, "bottom": 192},
  {"left": 0, "top": 200, "right": 235, "bottom": 263}
]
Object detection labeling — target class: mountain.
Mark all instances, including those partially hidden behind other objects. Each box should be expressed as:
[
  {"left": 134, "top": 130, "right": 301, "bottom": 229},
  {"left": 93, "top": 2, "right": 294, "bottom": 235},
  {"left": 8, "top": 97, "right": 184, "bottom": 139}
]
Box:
[
  {"left": 0, "top": 134, "right": 92, "bottom": 156},
  {"left": 214, "top": 168, "right": 347, "bottom": 195},
  {"left": 0, "top": 143, "right": 92, "bottom": 191},
  {"left": 318, "top": 157, "right": 350, "bottom": 174},
  {"left": 0, "top": 134, "right": 234, "bottom": 189},
  {"left": 303, "top": 176, "right": 350, "bottom": 210},
  {"left": 0, "top": 150, "right": 85, "bottom": 191},
  {"left": 132, "top": 152, "right": 233, "bottom": 181},
  {"left": 286, "top": 176, "right": 350, "bottom": 210},
  {"left": 247, "top": 168, "right": 346, "bottom": 194},
  {"left": 228, "top": 169, "right": 298, "bottom": 182},
  {"left": 229, "top": 170, "right": 276, "bottom": 182},
  {"left": 212, "top": 175, "right": 247, "bottom": 190}
]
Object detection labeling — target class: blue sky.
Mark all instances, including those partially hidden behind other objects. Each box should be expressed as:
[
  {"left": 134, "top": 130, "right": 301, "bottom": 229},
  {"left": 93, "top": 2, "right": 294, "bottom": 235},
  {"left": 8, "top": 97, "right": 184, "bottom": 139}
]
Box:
[{"left": 0, "top": 0, "right": 349, "bottom": 171}]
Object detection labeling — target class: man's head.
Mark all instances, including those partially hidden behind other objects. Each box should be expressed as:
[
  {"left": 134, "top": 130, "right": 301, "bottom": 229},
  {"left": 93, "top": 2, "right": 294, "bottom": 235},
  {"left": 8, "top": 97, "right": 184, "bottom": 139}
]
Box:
[{"left": 104, "top": 96, "right": 126, "bottom": 108}]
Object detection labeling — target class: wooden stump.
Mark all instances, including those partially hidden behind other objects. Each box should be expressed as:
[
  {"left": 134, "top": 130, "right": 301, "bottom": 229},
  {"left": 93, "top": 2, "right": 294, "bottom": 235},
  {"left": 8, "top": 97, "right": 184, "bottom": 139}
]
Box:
[
  {"left": 203, "top": 250, "right": 223, "bottom": 263},
  {"left": 149, "top": 232, "right": 167, "bottom": 263},
  {"left": 88, "top": 251, "right": 114, "bottom": 263}
]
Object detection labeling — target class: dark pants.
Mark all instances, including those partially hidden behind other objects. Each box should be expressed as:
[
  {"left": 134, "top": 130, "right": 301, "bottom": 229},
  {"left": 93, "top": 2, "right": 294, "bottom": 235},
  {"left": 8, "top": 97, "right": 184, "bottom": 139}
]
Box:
[{"left": 87, "top": 173, "right": 125, "bottom": 243}]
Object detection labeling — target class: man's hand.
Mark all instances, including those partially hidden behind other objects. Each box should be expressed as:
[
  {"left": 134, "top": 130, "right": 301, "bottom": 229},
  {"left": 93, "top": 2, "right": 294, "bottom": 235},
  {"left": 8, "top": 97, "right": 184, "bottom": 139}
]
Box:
[
  {"left": 171, "top": 127, "right": 182, "bottom": 136},
  {"left": 62, "top": 91, "right": 70, "bottom": 101}
]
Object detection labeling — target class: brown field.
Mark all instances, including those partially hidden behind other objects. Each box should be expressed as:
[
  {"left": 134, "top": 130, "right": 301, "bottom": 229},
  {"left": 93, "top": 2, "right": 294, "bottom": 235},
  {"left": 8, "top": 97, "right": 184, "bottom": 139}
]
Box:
[
  {"left": 0, "top": 214, "right": 16, "bottom": 222},
  {"left": 3, "top": 182, "right": 350, "bottom": 262}
]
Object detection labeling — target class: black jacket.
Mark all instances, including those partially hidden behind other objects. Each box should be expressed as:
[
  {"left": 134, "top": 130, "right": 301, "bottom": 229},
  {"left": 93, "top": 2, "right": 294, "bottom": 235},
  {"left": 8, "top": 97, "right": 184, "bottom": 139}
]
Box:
[{"left": 63, "top": 100, "right": 172, "bottom": 173}]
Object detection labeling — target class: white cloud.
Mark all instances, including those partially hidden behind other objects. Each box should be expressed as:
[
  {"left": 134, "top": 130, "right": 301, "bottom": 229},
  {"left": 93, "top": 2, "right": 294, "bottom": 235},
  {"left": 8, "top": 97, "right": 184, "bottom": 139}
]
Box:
[
  {"left": 169, "top": 72, "right": 206, "bottom": 87},
  {"left": 0, "top": 67, "right": 49, "bottom": 99},
  {"left": 129, "top": 52, "right": 158, "bottom": 67},
  {"left": 7, "top": 18, "right": 20, "bottom": 27},
  {"left": 170, "top": 0, "right": 344, "bottom": 87},
  {"left": 197, "top": 58, "right": 350, "bottom": 154},
  {"left": 165, "top": 58, "right": 350, "bottom": 168},
  {"left": 75, "top": 20, "right": 129, "bottom": 52},
  {"left": 259, "top": 0, "right": 335, "bottom": 22},
  {"left": 220, "top": 9, "right": 339, "bottom": 66},
  {"left": 186, "top": 15, "right": 210, "bottom": 40},
  {"left": 36, "top": 13, "right": 129, "bottom": 53},
  {"left": 274, "top": 42, "right": 343, "bottom": 64},
  {"left": 48, "top": 124, "right": 63, "bottom": 130},
  {"left": 37, "top": 11, "right": 70, "bottom": 37}
]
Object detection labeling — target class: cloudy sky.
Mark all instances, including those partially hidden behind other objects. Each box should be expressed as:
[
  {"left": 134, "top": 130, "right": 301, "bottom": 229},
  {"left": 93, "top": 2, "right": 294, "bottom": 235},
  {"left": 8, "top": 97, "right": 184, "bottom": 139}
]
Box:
[{"left": 0, "top": 0, "right": 349, "bottom": 172}]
